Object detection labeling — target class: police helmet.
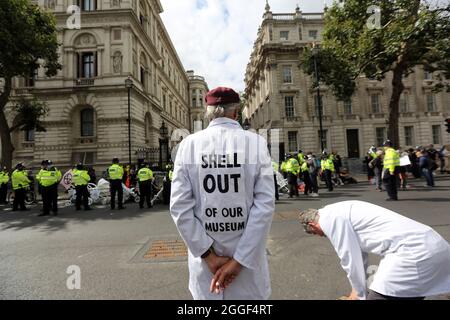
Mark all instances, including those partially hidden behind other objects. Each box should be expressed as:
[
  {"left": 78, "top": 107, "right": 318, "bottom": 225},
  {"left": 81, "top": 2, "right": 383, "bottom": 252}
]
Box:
[
  {"left": 76, "top": 163, "right": 84, "bottom": 170},
  {"left": 41, "top": 160, "right": 49, "bottom": 166},
  {"left": 15, "top": 162, "right": 24, "bottom": 169},
  {"left": 383, "top": 140, "right": 393, "bottom": 147},
  {"left": 298, "top": 150, "right": 303, "bottom": 154},
  {"left": 112, "top": 157, "right": 120, "bottom": 164}
]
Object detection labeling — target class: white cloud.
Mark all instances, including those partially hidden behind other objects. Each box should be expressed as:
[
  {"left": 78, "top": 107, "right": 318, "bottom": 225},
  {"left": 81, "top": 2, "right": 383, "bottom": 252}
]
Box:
[{"left": 160, "top": 0, "right": 331, "bottom": 92}]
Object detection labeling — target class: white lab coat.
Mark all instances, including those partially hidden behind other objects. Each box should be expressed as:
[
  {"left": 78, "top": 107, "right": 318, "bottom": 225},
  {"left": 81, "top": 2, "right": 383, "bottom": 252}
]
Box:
[
  {"left": 319, "top": 200, "right": 450, "bottom": 299},
  {"left": 170, "top": 117, "right": 275, "bottom": 300}
]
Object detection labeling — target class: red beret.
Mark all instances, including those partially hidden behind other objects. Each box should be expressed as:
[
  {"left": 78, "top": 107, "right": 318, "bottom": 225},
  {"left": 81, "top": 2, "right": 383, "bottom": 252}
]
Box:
[{"left": 205, "top": 87, "right": 240, "bottom": 106}]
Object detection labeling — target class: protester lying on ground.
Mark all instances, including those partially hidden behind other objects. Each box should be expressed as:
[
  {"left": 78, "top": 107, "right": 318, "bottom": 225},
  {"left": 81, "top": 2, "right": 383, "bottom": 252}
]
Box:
[
  {"left": 298, "top": 200, "right": 450, "bottom": 300},
  {"left": 338, "top": 168, "right": 358, "bottom": 184}
]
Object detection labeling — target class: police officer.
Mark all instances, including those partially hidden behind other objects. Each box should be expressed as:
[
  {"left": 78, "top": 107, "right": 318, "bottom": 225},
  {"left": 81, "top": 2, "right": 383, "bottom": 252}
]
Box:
[
  {"left": 137, "top": 163, "right": 153, "bottom": 209},
  {"left": 285, "top": 154, "right": 300, "bottom": 198},
  {"left": 48, "top": 160, "right": 61, "bottom": 215},
  {"left": 301, "top": 156, "right": 312, "bottom": 196},
  {"left": 297, "top": 149, "right": 305, "bottom": 167},
  {"left": 72, "top": 163, "right": 92, "bottom": 211},
  {"left": 108, "top": 157, "right": 125, "bottom": 210},
  {"left": 170, "top": 86, "right": 275, "bottom": 300},
  {"left": 280, "top": 154, "right": 289, "bottom": 179},
  {"left": 36, "top": 160, "right": 61, "bottom": 216},
  {"left": 382, "top": 140, "right": 400, "bottom": 201},
  {"left": 321, "top": 152, "right": 335, "bottom": 191},
  {"left": 11, "top": 163, "right": 30, "bottom": 211},
  {"left": 271, "top": 160, "right": 280, "bottom": 201},
  {"left": 163, "top": 162, "right": 173, "bottom": 205},
  {"left": 0, "top": 166, "right": 9, "bottom": 204}
]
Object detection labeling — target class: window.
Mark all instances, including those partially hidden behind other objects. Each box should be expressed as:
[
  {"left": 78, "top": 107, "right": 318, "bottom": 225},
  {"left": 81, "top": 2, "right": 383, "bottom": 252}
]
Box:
[
  {"left": 140, "top": 67, "right": 145, "bottom": 87},
  {"left": 375, "top": 127, "right": 386, "bottom": 147},
  {"left": 404, "top": 126, "right": 414, "bottom": 146},
  {"left": 283, "top": 66, "right": 292, "bottom": 83},
  {"left": 192, "top": 97, "right": 197, "bottom": 108},
  {"left": 432, "top": 125, "right": 441, "bottom": 145},
  {"left": 25, "top": 69, "right": 38, "bottom": 87},
  {"left": 309, "top": 30, "right": 318, "bottom": 39},
  {"left": 81, "top": 0, "right": 96, "bottom": 11},
  {"left": 269, "top": 26, "right": 273, "bottom": 41},
  {"left": 80, "top": 108, "right": 94, "bottom": 137},
  {"left": 371, "top": 93, "right": 381, "bottom": 113},
  {"left": 318, "top": 130, "right": 328, "bottom": 151},
  {"left": 344, "top": 100, "right": 352, "bottom": 115},
  {"left": 285, "top": 96, "right": 294, "bottom": 118},
  {"left": 426, "top": 93, "right": 436, "bottom": 112},
  {"left": 113, "top": 29, "right": 122, "bottom": 41},
  {"left": 78, "top": 52, "right": 96, "bottom": 78},
  {"left": 399, "top": 93, "right": 409, "bottom": 113},
  {"left": 72, "top": 152, "right": 96, "bottom": 166},
  {"left": 24, "top": 129, "right": 35, "bottom": 142},
  {"left": 288, "top": 131, "right": 297, "bottom": 152},
  {"left": 298, "top": 27, "right": 302, "bottom": 40},
  {"left": 424, "top": 71, "right": 433, "bottom": 80},
  {"left": 280, "top": 31, "right": 289, "bottom": 40},
  {"left": 314, "top": 95, "right": 324, "bottom": 116}
]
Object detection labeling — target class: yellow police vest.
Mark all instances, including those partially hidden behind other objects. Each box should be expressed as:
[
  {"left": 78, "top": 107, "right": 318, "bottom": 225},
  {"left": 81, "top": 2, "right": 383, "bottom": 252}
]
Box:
[
  {"left": 72, "top": 169, "right": 90, "bottom": 186},
  {"left": 298, "top": 153, "right": 305, "bottom": 165},
  {"left": 168, "top": 170, "right": 173, "bottom": 182},
  {"left": 12, "top": 170, "right": 31, "bottom": 190},
  {"left": 285, "top": 158, "right": 300, "bottom": 174},
  {"left": 138, "top": 168, "right": 153, "bottom": 182},
  {"left": 383, "top": 147, "right": 400, "bottom": 173},
  {"left": 321, "top": 159, "right": 335, "bottom": 172},
  {"left": 37, "top": 169, "right": 59, "bottom": 187},
  {"left": 108, "top": 164, "right": 124, "bottom": 180},
  {"left": 271, "top": 161, "right": 279, "bottom": 172},
  {"left": 301, "top": 161, "right": 309, "bottom": 172},
  {"left": 280, "top": 161, "right": 287, "bottom": 173},
  {"left": 0, "top": 171, "right": 9, "bottom": 185}
]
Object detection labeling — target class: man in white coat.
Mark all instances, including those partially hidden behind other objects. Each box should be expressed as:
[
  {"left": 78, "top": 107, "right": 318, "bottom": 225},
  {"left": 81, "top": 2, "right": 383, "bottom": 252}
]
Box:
[
  {"left": 298, "top": 200, "right": 450, "bottom": 300},
  {"left": 170, "top": 87, "right": 275, "bottom": 300}
]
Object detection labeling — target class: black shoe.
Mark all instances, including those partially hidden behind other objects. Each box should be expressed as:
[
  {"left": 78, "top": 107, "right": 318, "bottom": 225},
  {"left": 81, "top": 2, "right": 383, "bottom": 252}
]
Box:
[
  {"left": 20, "top": 208, "right": 30, "bottom": 211},
  {"left": 38, "top": 213, "right": 50, "bottom": 216},
  {"left": 386, "top": 198, "right": 398, "bottom": 201},
  {"left": 76, "top": 208, "right": 81, "bottom": 211},
  {"left": 111, "top": 207, "right": 115, "bottom": 210},
  {"left": 118, "top": 207, "right": 126, "bottom": 210},
  {"left": 84, "top": 207, "right": 92, "bottom": 211},
  {"left": 53, "top": 212, "right": 58, "bottom": 216},
  {"left": 139, "top": 206, "right": 144, "bottom": 209}
]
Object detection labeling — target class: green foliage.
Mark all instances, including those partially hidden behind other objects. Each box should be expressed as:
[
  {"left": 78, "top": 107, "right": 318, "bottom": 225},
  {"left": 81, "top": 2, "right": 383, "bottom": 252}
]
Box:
[
  {"left": 11, "top": 98, "right": 49, "bottom": 132},
  {"left": 0, "top": 0, "right": 61, "bottom": 80},
  {"left": 301, "top": 0, "right": 450, "bottom": 99}
]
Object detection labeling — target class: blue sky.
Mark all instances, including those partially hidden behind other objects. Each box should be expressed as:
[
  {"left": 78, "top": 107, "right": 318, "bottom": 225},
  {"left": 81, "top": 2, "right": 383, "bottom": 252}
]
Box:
[{"left": 160, "top": 0, "right": 333, "bottom": 92}]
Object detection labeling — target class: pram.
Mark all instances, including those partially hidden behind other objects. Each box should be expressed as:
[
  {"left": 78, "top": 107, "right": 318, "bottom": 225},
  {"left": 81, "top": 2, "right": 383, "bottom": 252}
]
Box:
[
  {"left": 96, "top": 178, "right": 141, "bottom": 205},
  {"left": 275, "top": 171, "right": 289, "bottom": 194},
  {"left": 65, "top": 183, "right": 99, "bottom": 207}
]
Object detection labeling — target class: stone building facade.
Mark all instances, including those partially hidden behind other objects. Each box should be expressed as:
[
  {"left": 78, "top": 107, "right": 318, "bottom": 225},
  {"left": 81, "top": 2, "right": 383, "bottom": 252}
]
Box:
[
  {"left": 187, "top": 70, "right": 209, "bottom": 133},
  {"left": 244, "top": 4, "right": 450, "bottom": 166},
  {"left": 2, "top": 0, "right": 208, "bottom": 170}
]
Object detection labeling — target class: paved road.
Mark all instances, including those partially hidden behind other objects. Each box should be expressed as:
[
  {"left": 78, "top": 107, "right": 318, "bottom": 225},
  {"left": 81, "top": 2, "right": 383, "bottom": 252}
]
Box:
[{"left": 1, "top": 175, "right": 449, "bottom": 300}]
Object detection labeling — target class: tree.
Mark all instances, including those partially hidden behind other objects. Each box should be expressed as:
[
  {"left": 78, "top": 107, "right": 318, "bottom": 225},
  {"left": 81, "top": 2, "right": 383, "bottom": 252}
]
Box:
[
  {"left": 301, "top": 0, "right": 450, "bottom": 148},
  {"left": 0, "top": 0, "right": 61, "bottom": 169}
]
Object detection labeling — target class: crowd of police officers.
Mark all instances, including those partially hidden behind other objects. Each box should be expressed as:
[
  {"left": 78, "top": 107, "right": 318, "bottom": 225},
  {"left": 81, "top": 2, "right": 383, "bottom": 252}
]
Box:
[{"left": 0, "top": 157, "right": 174, "bottom": 215}]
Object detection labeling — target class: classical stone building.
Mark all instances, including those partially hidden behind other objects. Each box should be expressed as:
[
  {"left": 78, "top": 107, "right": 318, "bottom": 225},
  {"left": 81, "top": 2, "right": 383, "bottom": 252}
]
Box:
[
  {"left": 187, "top": 70, "right": 209, "bottom": 132},
  {"left": 2, "top": 0, "right": 208, "bottom": 170},
  {"left": 244, "top": 3, "right": 450, "bottom": 166}
]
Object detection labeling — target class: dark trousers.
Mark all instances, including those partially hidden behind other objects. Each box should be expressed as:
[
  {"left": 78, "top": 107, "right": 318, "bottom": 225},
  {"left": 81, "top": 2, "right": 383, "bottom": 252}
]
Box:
[
  {"left": 422, "top": 168, "right": 435, "bottom": 187},
  {"left": 0, "top": 183, "right": 7, "bottom": 203},
  {"left": 367, "top": 290, "right": 425, "bottom": 300},
  {"left": 273, "top": 174, "right": 279, "bottom": 200},
  {"left": 41, "top": 185, "right": 52, "bottom": 214},
  {"left": 49, "top": 183, "right": 58, "bottom": 213},
  {"left": 287, "top": 173, "right": 298, "bottom": 197},
  {"left": 75, "top": 185, "right": 90, "bottom": 210},
  {"left": 374, "top": 167, "right": 383, "bottom": 190},
  {"left": 139, "top": 180, "right": 152, "bottom": 208},
  {"left": 12, "top": 188, "right": 26, "bottom": 210},
  {"left": 110, "top": 179, "right": 123, "bottom": 209},
  {"left": 310, "top": 172, "right": 319, "bottom": 193},
  {"left": 383, "top": 171, "right": 398, "bottom": 200},
  {"left": 303, "top": 172, "right": 312, "bottom": 195},
  {"left": 324, "top": 170, "right": 333, "bottom": 191}
]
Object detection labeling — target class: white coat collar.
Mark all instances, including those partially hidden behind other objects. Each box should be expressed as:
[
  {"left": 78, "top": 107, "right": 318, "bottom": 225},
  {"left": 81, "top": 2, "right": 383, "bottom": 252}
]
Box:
[{"left": 208, "top": 117, "right": 242, "bottom": 128}]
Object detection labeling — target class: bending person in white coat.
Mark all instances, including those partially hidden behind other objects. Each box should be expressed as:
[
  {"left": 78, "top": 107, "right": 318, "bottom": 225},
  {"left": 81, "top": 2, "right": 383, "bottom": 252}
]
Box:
[
  {"left": 298, "top": 200, "right": 450, "bottom": 300},
  {"left": 170, "top": 87, "right": 275, "bottom": 300}
]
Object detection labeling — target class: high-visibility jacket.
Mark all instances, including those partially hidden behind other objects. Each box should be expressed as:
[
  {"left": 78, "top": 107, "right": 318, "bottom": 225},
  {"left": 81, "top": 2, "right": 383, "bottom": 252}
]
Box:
[
  {"left": 72, "top": 169, "right": 90, "bottom": 186},
  {"left": 301, "top": 161, "right": 309, "bottom": 173},
  {"left": 138, "top": 168, "right": 153, "bottom": 182},
  {"left": 298, "top": 153, "right": 305, "bottom": 165},
  {"left": 0, "top": 171, "right": 9, "bottom": 185},
  {"left": 37, "top": 169, "right": 60, "bottom": 187},
  {"left": 383, "top": 147, "right": 400, "bottom": 174},
  {"left": 11, "top": 169, "right": 31, "bottom": 190},
  {"left": 271, "top": 161, "right": 279, "bottom": 172},
  {"left": 285, "top": 158, "right": 300, "bottom": 175},
  {"left": 321, "top": 158, "right": 335, "bottom": 172},
  {"left": 280, "top": 161, "right": 288, "bottom": 173},
  {"left": 168, "top": 170, "right": 173, "bottom": 182},
  {"left": 108, "top": 164, "right": 124, "bottom": 180}
]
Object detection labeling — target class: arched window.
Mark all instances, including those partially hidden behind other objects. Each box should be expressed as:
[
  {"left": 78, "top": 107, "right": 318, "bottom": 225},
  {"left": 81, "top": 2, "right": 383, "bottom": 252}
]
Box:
[{"left": 80, "top": 108, "right": 94, "bottom": 136}]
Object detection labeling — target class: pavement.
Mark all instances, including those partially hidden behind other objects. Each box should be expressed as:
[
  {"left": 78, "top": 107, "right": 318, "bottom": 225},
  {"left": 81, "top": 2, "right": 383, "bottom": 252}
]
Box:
[{"left": 0, "top": 174, "right": 449, "bottom": 300}]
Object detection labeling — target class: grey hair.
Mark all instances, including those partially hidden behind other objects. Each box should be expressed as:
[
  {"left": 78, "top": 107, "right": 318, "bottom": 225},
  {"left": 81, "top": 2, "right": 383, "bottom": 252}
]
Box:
[
  {"left": 205, "top": 103, "right": 240, "bottom": 121},
  {"left": 298, "top": 209, "right": 320, "bottom": 234}
]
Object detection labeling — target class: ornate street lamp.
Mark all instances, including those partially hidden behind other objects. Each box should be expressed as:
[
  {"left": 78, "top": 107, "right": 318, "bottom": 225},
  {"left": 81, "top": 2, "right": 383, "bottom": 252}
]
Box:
[
  {"left": 312, "top": 45, "right": 325, "bottom": 153},
  {"left": 125, "top": 76, "right": 134, "bottom": 165}
]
